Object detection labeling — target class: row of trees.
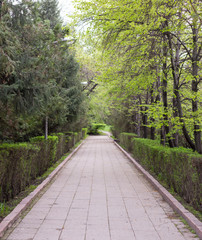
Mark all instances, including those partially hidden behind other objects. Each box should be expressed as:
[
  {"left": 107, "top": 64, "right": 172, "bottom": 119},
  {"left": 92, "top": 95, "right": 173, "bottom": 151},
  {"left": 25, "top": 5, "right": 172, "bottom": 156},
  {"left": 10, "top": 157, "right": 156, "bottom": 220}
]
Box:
[
  {"left": 0, "top": 0, "right": 87, "bottom": 142},
  {"left": 73, "top": 0, "right": 202, "bottom": 153}
]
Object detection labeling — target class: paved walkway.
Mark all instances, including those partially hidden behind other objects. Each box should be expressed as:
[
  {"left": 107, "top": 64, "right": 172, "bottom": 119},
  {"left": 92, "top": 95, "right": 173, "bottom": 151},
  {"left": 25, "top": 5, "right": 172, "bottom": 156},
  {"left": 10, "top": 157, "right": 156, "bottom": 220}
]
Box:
[{"left": 3, "top": 136, "right": 198, "bottom": 240}]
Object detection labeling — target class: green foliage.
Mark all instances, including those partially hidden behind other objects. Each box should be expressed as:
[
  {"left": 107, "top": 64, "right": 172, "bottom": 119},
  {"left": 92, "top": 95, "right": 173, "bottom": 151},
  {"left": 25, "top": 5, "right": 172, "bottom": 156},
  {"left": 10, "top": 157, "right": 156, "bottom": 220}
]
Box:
[
  {"left": 72, "top": 0, "right": 202, "bottom": 153},
  {"left": 82, "top": 128, "right": 88, "bottom": 139},
  {"left": 88, "top": 123, "right": 106, "bottom": 135},
  {"left": 102, "top": 125, "right": 112, "bottom": 132},
  {"left": 0, "top": 146, "right": 79, "bottom": 221},
  {"left": 0, "top": 142, "right": 40, "bottom": 201},
  {"left": 38, "top": 0, "right": 62, "bottom": 29},
  {"left": 0, "top": 0, "right": 86, "bottom": 142},
  {"left": 119, "top": 135, "right": 202, "bottom": 212},
  {"left": 0, "top": 202, "right": 9, "bottom": 217},
  {"left": 29, "top": 136, "right": 47, "bottom": 143},
  {"left": 0, "top": 131, "right": 82, "bottom": 202},
  {"left": 30, "top": 135, "right": 59, "bottom": 166},
  {"left": 87, "top": 86, "right": 110, "bottom": 124},
  {"left": 119, "top": 132, "right": 138, "bottom": 152}
]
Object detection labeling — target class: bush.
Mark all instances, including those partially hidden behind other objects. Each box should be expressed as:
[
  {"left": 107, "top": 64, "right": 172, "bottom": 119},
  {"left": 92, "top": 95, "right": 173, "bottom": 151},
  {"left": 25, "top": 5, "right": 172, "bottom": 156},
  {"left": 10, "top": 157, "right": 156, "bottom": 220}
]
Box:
[
  {"left": 51, "top": 133, "right": 67, "bottom": 160},
  {"left": 119, "top": 132, "right": 138, "bottom": 152},
  {"left": 0, "top": 143, "right": 39, "bottom": 201},
  {"left": 64, "top": 132, "right": 80, "bottom": 147},
  {"left": 64, "top": 132, "right": 75, "bottom": 149},
  {"left": 30, "top": 136, "right": 59, "bottom": 172},
  {"left": 74, "top": 132, "right": 78, "bottom": 145},
  {"left": 88, "top": 123, "right": 106, "bottom": 135},
  {"left": 0, "top": 131, "right": 83, "bottom": 202},
  {"left": 82, "top": 128, "right": 88, "bottom": 139},
  {"left": 119, "top": 134, "right": 202, "bottom": 212}
]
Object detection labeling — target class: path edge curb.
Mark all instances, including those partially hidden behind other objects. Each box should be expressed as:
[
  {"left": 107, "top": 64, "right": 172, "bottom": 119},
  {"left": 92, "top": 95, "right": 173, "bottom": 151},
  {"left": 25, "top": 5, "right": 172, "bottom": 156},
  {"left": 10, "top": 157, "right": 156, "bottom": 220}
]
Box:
[
  {"left": 0, "top": 141, "right": 84, "bottom": 239},
  {"left": 113, "top": 140, "right": 202, "bottom": 239}
]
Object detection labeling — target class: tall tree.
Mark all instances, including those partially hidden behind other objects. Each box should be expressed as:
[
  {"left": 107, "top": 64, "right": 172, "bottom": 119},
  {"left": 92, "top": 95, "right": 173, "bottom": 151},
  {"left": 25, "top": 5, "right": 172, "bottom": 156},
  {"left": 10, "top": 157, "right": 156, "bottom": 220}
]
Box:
[
  {"left": 0, "top": 0, "right": 85, "bottom": 141},
  {"left": 72, "top": 0, "right": 202, "bottom": 153},
  {"left": 38, "top": 0, "right": 61, "bottom": 29}
]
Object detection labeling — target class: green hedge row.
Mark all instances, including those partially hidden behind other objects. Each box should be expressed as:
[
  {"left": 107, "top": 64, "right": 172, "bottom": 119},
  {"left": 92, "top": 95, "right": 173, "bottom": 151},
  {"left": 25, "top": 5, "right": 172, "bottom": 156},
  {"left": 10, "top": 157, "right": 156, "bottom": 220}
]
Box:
[
  {"left": 82, "top": 128, "right": 88, "bottom": 139},
  {"left": 119, "top": 132, "right": 138, "bottom": 152},
  {"left": 0, "top": 131, "right": 84, "bottom": 202},
  {"left": 119, "top": 133, "right": 202, "bottom": 212},
  {"left": 0, "top": 143, "right": 40, "bottom": 201}
]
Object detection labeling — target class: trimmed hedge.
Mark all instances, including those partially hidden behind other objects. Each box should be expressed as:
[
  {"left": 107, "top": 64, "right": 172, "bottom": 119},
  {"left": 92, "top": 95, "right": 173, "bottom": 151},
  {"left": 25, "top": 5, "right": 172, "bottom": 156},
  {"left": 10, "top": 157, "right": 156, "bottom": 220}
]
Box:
[
  {"left": 30, "top": 136, "right": 59, "bottom": 175},
  {"left": 0, "top": 143, "right": 39, "bottom": 201},
  {"left": 0, "top": 131, "right": 84, "bottom": 202},
  {"left": 65, "top": 132, "right": 76, "bottom": 149},
  {"left": 82, "top": 128, "right": 88, "bottom": 139},
  {"left": 119, "top": 132, "right": 138, "bottom": 152},
  {"left": 50, "top": 133, "right": 69, "bottom": 160},
  {"left": 119, "top": 133, "right": 202, "bottom": 212}
]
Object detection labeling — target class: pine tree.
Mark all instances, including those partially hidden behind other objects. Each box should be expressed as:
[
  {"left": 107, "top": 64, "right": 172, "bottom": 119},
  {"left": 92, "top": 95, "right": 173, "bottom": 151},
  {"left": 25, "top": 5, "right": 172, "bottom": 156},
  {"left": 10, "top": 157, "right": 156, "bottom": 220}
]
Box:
[{"left": 38, "top": 0, "right": 61, "bottom": 29}]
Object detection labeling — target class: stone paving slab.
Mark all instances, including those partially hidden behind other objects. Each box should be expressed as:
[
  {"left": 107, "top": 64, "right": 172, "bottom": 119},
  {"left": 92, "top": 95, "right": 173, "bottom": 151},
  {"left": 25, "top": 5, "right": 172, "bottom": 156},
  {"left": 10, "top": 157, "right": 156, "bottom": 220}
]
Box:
[{"left": 2, "top": 136, "right": 200, "bottom": 240}]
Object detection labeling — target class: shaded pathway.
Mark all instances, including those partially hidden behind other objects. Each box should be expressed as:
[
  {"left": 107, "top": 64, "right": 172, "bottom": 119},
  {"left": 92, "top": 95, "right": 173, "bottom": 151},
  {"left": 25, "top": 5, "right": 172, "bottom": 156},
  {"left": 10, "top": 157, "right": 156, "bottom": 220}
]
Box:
[{"left": 3, "top": 136, "right": 198, "bottom": 240}]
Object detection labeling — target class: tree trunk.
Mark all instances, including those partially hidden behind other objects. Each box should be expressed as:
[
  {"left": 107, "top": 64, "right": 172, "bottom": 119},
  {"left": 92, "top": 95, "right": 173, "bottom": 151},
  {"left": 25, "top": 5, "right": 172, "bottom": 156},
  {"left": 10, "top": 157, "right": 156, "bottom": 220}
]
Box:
[
  {"left": 166, "top": 31, "right": 195, "bottom": 151},
  {"left": 142, "top": 112, "right": 148, "bottom": 139},
  {"left": 45, "top": 116, "right": 48, "bottom": 140},
  {"left": 161, "top": 30, "right": 174, "bottom": 147},
  {"left": 155, "top": 67, "right": 165, "bottom": 145},
  {"left": 137, "top": 108, "right": 141, "bottom": 137},
  {"left": 172, "top": 38, "right": 181, "bottom": 147},
  {"left": 139, "top": 95, "right": 148, "bottom": 138},
  {"left": 155, "top": 68, "right": 161, "bottom": 103},
  {"left": 160, "top": 127, "right": 166, "bottom": 146},
  {"left": 192, "top": 25, "right": 202, "bottom": 153},
  {"left": 143, "top": 92, "right": 149, "bottom": 139},
  {"left": 161, "top": 42, "right": 168, "bottom": 145},
  {"left": 0, "top": 1, "right": 2, "bottom": 19},
  {"left": 150, "top": 83, "right": 155, "bottom": 140}
]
